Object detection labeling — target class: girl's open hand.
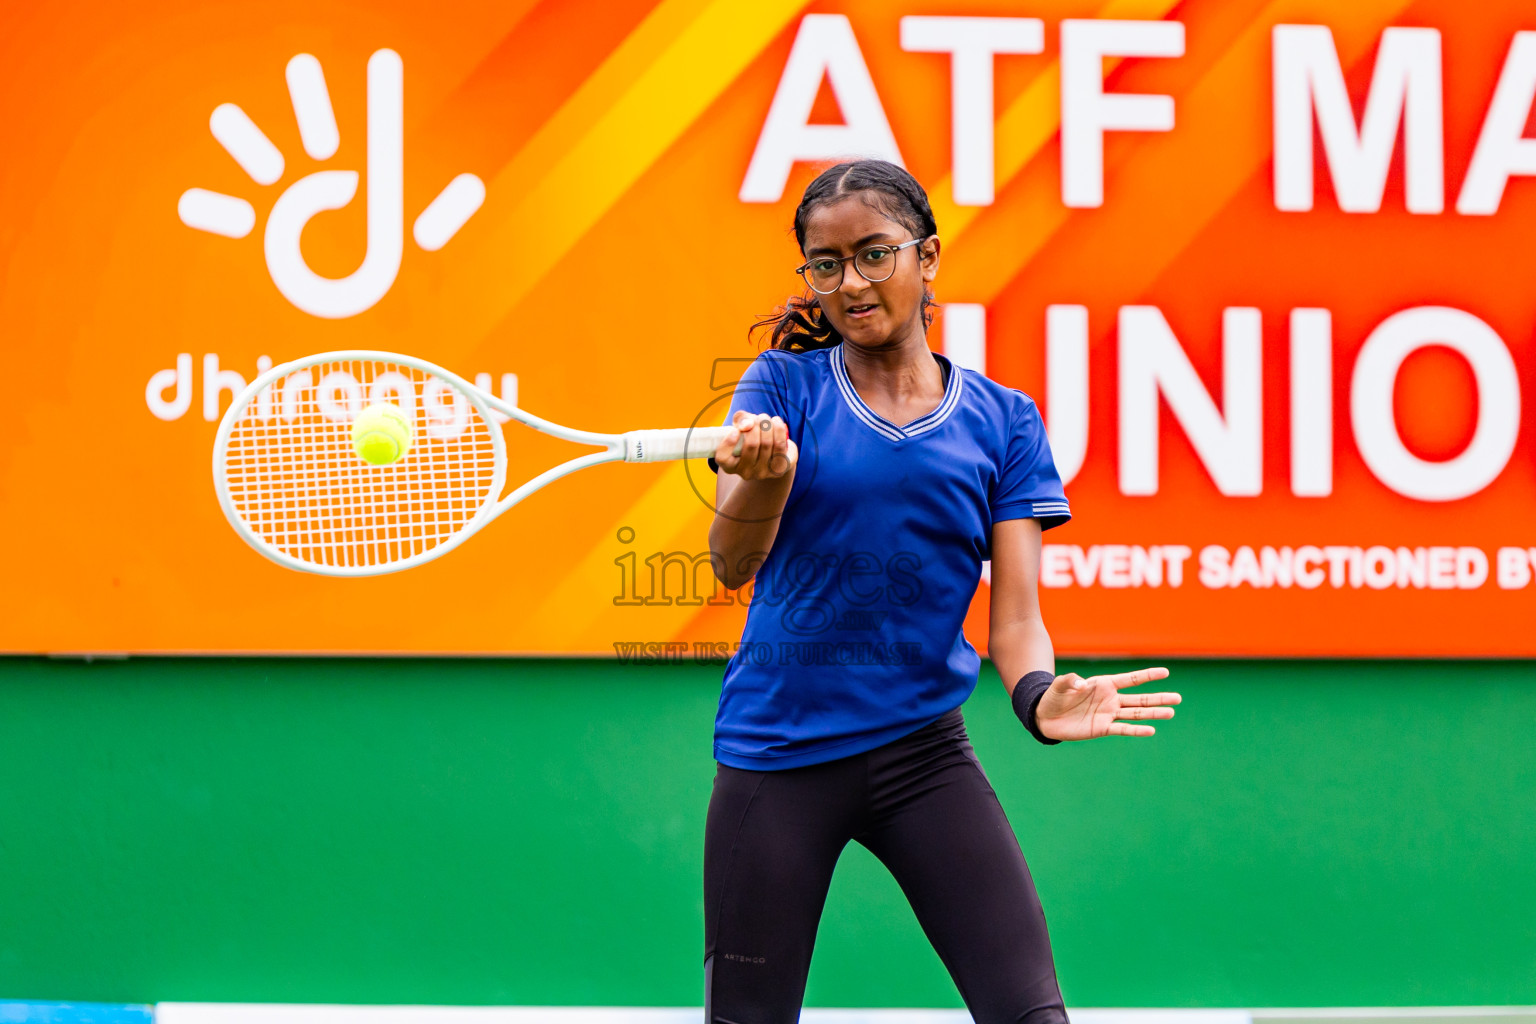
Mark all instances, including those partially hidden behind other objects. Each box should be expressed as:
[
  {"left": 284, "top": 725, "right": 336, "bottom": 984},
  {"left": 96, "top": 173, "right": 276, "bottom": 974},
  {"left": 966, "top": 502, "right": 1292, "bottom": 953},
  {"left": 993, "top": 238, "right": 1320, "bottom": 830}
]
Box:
[{"left": 1035, "top": 667, "right": 1181, "bottom": 741}]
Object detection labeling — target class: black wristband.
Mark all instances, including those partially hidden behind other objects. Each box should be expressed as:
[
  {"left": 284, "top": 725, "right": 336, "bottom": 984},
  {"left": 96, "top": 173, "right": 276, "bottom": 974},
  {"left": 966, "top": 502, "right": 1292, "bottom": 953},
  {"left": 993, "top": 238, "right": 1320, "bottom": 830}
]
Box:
[
  {"left": 707, "top": 456, "right": 720, "bottom": 474},
  {"left": 1011, "top": 670, "right": 1061, "bottom": 745}
]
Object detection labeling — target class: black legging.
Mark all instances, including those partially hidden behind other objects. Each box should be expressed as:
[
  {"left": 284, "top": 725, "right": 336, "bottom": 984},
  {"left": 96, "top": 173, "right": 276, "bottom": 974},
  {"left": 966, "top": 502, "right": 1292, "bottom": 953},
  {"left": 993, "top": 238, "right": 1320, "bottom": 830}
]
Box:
[{"left": 704, "top": 707, "right": 1069, "bottom": 1023}]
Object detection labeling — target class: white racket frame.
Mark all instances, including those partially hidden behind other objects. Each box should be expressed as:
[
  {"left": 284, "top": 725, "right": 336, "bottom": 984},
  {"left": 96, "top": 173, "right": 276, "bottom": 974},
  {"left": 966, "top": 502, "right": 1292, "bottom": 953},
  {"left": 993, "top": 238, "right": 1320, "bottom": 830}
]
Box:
[{"left": 212, "top": 349, "right": 733, "bottom": 577}]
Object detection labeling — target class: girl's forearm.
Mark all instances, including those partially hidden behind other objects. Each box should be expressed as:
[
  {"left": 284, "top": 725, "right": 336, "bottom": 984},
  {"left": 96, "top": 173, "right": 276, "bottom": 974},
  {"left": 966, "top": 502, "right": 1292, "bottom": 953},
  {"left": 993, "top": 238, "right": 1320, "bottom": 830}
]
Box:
[
  {"left": 709, "top": 474, "right": 795, "bottom": 589},
  {"left": 989, "top": 617, "right": 1055, "bottom": 696}
]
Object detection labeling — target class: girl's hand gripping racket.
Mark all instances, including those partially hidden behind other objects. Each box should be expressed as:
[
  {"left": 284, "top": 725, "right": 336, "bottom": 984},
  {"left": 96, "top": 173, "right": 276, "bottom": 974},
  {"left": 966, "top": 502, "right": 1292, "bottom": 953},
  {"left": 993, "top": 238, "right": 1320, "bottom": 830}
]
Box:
[{"left": 212, "top": 350, "right": 740, "bottom": 576}]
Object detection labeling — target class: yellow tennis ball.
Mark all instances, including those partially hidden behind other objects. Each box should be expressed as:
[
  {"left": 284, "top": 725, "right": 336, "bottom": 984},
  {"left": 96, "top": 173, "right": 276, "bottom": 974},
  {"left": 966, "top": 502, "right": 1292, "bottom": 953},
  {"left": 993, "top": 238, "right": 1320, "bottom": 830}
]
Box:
[{"left": 352, "top": 402, "right": 414, "bottom": 466}]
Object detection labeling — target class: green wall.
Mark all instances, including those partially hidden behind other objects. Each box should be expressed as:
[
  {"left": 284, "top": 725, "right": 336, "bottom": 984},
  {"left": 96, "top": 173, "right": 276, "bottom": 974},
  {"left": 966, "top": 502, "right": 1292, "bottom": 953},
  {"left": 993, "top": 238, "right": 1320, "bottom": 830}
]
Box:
[{"left": 0, "top": 657, "right": 1532, "bottom": 1008}]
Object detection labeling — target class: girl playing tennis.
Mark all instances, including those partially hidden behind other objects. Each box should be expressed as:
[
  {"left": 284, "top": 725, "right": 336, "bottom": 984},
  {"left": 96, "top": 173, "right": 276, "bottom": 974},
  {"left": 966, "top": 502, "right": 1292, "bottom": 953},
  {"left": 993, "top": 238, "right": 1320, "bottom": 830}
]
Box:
[{"left": 705, "top": 159, "right": 1181, "bottom": 1022}]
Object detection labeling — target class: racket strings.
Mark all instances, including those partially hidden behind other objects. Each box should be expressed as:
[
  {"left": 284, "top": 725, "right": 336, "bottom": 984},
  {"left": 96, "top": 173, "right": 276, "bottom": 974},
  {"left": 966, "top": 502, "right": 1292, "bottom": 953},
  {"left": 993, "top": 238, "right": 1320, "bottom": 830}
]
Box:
[{"left": 220, "top": 359, "right": 500, "bottom": 570}]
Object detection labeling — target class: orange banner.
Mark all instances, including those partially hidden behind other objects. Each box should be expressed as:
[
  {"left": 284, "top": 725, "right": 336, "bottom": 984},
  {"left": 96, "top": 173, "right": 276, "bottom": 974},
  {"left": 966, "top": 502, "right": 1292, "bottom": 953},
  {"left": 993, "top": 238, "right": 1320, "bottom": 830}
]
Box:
[{"left": 4, "top": 0, "right": 1536, "bottom": 656}]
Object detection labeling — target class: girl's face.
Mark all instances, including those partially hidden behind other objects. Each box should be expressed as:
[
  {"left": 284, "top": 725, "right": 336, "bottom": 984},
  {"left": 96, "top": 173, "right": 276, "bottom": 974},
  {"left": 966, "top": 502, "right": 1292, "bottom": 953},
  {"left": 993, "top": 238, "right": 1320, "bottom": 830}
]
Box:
[{"left": 799, "top": 196, "right": 939, "bottom": 351}]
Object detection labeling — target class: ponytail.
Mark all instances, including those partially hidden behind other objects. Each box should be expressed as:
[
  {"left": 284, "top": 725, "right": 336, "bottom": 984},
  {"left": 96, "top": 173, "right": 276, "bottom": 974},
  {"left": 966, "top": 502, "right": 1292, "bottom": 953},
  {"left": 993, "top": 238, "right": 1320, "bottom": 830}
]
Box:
[{"left": 751, "top": 294, "right": 842, "bottom": 353}]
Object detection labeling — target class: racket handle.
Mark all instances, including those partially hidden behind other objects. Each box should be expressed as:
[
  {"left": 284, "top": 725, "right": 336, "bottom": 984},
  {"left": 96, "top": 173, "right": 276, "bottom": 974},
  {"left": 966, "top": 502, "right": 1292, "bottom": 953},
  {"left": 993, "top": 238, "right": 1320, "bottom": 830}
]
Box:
[{"left": 623, "top": 426, "right": 735, "bottom": 463}]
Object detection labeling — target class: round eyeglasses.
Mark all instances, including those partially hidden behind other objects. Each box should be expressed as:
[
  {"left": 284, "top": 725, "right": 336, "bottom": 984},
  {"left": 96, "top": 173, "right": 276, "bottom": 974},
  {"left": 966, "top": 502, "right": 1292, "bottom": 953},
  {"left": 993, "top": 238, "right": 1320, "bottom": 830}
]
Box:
[{"left": 795, "top": 238, "right": 928, "bottom": 295}]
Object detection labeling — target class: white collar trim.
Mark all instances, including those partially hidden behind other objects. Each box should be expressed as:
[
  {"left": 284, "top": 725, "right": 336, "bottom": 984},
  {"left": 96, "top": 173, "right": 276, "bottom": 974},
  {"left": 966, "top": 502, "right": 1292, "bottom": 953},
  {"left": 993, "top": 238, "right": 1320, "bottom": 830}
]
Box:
[{"left": 831, "top": 346, "right": 963, "bottom": 441}]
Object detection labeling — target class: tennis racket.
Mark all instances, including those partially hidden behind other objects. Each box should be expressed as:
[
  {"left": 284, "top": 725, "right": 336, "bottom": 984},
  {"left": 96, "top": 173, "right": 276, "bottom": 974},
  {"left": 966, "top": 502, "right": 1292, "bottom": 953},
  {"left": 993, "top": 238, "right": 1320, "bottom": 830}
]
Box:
[{"left": 212, "top": 350, "right": 735, "bottom": 576}]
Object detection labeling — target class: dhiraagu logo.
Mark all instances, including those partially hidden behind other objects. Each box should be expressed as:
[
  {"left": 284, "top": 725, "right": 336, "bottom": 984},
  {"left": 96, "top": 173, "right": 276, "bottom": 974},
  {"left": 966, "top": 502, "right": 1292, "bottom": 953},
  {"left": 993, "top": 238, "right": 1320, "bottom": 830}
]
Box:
[{"left": 178, "top": 48, "right": 484, "bottom": 318}]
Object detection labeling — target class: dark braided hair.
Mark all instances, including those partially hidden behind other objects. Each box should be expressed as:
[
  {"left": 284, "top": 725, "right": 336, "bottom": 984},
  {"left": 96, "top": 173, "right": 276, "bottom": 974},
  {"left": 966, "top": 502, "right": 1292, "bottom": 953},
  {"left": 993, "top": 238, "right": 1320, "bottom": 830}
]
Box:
[{"left": 752, "top": 160, "right": 939, "bottom": 353}]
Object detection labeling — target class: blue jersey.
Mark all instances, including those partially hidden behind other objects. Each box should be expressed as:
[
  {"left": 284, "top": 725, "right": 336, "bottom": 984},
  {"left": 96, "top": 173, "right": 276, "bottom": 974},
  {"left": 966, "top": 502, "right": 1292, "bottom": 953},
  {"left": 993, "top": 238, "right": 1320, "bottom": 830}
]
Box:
[{"left": 713, "top": 344, "right": 1070, "bottom": 770}]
